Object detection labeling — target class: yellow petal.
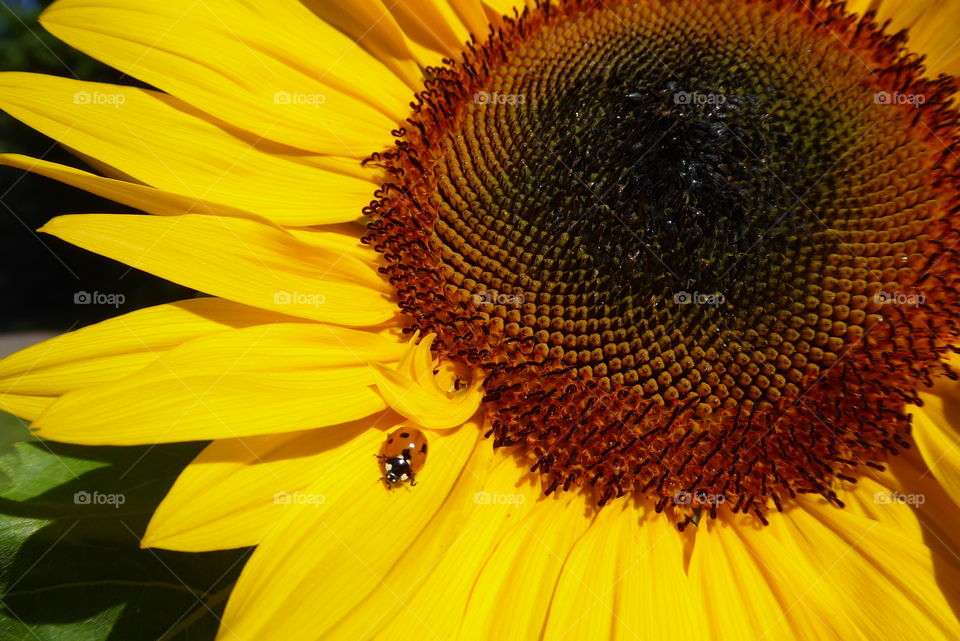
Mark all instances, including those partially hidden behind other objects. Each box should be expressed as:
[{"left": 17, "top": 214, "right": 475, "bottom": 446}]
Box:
[
  {"left": 40, "top": 0, "right": 408, "bottom": 153},
  {"left": 459, "top": 492, "right": 594, "bottom": 640},
  {"left": 833, "top": 475, "right": 923, "bottom": 540},
  {"left": 0, "top": 298, "right": 285, "bottom": 405},
  {"left": 448, "top": 0, "right": 493, "bottom": 40},
  {"left": 611, "top": 508, "right": 708, "bottom": 641},
  {"left": 542, "top": 503, "right": 709, "bottom": 641},
  {"left": 890, "top": 2, "right": 960, "bottom": 77},
  {"left": 369, "top": 333, "right": 485, "bottom": 428},
  {"left": 867, "top": 444, "right": 960, "bottom": 567},
  {"left": 388, "top": 0, "right": 481, "bottom": 57},
  {"left": 482, "top": 0, "right": 529, "bottom": 20},
  {"left": 0, "top": 298, "right": 282, "bottom": 377},
  {"left": 408, "top": 333, "right": 445, "bottom": 391},
  {"left": 323, "top": 422, "right": 505, "bottom": 640},
  {"left": 144, "top": 414, "right": 397, "bottom": 551},
  {"left": 35, "top": 372, "right": 385, "bottom": 446},
  {"left": 747, "top": 497, "right": 960, "bottom": 641},
  {"left": 40, "top": 214, "right": 397, "bottom": 325},
  {"left": 0, "top": 154, "right": 273, "bottom": 223},
  {"left": 0, "top": 352, "right": 157, "bottom": 396},
  {"left": 540, "top": 505, "right": 623, "bottom": 641},
  {"left": 299, "top": 0, "right": 432, "bottom": 83},
  {"left": 0, "top": 74, "right": 379, "bottom": 224},
  {"left": 845, "top": 0, "right": 960, "bottom": 76},
  {"left": 0, "top": 394, "right": 53, "bottom": 421},
  {"left": 845, "top": 0, "right": 933, "bottom": 28},
  {"left": 108, "top": 323, "right": 409, "bottom": 373},
  {"left": 286, "top": 224, "right": 382, "bottom": 269},
  {"left": 370, "top": 357, "right": 484, "bottom": 429},
  {"left": 912, "top": 389, "right": 960, "bottom": 509},
  {"left": 362, "top": 453, "right": 542, "bottom": 641},
  {"left": 218, "top": 421, "right": 480, "bottom": 641},
  {"left": 31, "top": 323, "right": 405, "bottom": 444},
  {"left": 689, "top": 516, "right": 805, "bottom": 641}
]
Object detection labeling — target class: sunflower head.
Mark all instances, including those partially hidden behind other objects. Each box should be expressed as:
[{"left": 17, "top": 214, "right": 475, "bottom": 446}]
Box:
[
  {"left": 365, "top": 0, "right": 960, "bottom": 525},
  {"left": 6, "top": 0, "right": 960, "bottom": 640}
]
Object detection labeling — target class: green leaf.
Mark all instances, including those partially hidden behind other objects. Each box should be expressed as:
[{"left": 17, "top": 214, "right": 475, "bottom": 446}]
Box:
[{"left": 0, "top": 414, "right": 251, "bottom": 641}]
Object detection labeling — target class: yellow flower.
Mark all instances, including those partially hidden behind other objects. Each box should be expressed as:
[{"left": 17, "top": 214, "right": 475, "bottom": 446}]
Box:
[{"left": 3, "top": 0, "right": 960, "bottom": 639}]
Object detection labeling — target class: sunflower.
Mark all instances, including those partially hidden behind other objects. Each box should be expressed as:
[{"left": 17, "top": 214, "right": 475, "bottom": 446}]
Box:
[{"left": 3, "top": 0, "right": 960, "bottom": 638}]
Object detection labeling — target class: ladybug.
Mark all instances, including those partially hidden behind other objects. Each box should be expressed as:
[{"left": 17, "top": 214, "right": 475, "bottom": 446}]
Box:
[{"left": 378, "top": 428, "right": 429, "bottom": 487}]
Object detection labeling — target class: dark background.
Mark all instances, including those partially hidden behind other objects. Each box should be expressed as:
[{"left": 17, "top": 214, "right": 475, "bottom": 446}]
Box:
[
  {"left": 0, "top": 0, "right": 192, "bottom": 333},
  {"left": 0, "top": 9, "right": 243, "bottom": 641}
]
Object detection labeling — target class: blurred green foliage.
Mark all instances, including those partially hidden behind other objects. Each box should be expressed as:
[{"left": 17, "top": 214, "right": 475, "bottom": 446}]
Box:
[{"left": 0, "top": 412, "right": 250, "bottom": 641}]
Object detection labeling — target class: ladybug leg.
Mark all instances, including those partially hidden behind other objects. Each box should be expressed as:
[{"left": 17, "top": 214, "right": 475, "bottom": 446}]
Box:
[{"left": 409, "top": 472, "right": 417, "bottom": 487}]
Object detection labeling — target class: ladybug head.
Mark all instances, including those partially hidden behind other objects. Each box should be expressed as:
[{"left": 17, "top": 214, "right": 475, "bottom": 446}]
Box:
[{"left": 382, "top": 456, "right": 412, "bottom": 485}]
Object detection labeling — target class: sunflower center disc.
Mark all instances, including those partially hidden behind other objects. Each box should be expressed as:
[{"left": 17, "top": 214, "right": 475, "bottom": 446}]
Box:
[{"left": 365, "top": 0, "right": 960, "bottom": 525}]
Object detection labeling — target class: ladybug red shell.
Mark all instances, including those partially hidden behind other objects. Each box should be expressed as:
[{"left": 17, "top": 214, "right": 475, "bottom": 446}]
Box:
[{"left": 378, "top": 428, "right": 429, "bottom": 487}]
